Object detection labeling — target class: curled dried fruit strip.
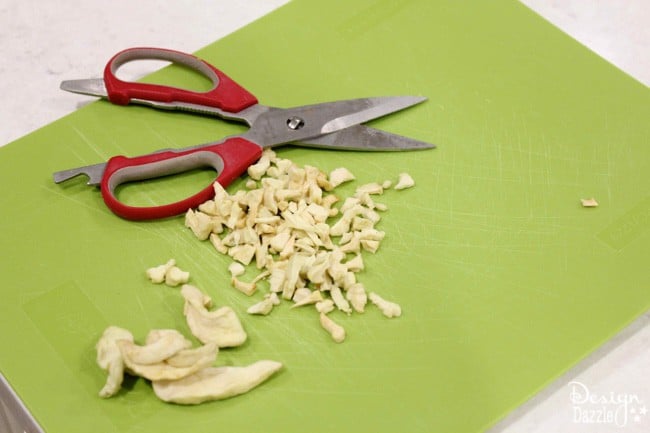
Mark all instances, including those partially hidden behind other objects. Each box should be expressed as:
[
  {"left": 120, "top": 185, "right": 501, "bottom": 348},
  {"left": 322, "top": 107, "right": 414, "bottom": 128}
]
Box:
[
  {"left": 152, "top": 360, "right": 283, "bottom": 405},
  {"left": 96, "top": 326, "right": 134, "bottom": 398},
  {"left": 120, "top": 329, "right": 192, "bottom": 365},
  {"left": 181, "top": 284, "right": 247, "bottom": 347},
  {"left": 165, "top": 342, "right": 219, "bottom": 368},
  {"left": 118, "top": 339, "right": 217, "bottom": 381}
]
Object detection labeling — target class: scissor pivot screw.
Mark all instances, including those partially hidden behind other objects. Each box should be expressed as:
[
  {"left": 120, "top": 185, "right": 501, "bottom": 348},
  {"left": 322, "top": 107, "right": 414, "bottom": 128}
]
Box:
[{"left": 286, "top": 116, "right": 305, "bottom": 130}]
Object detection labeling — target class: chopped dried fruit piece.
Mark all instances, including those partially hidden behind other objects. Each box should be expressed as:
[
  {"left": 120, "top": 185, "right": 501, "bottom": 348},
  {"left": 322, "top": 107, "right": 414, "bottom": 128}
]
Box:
[
  {"left": 580, "top": 198, "right": 599, "bottom": 207},
  {"left": 394, "top": 172, "right": 415, "bottom": 190}
]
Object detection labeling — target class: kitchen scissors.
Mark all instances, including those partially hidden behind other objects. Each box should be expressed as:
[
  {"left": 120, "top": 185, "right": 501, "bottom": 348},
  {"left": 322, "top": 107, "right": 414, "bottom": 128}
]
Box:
[{"left": 53, "top": 47, "right": 434, "bottom": 220}]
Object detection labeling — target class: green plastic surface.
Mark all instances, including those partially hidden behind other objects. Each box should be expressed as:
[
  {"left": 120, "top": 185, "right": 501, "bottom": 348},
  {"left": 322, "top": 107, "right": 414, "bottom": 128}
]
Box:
[{"left": 1, "top": 1, "right": 648, "bottom": 432}]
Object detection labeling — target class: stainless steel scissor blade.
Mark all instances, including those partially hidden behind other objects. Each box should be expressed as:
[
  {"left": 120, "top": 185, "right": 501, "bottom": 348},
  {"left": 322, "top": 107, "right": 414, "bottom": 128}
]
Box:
[
  {"left": 242, "top": 96, "right": 429, "bottom": 149},
  {"left": 301, "top": 124, "right": 434, "bottom": 151}
]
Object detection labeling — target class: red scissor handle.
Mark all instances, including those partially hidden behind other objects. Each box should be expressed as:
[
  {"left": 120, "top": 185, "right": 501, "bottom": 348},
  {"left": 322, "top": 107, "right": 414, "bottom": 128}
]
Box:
[
  {"left": 100, "top": 138, "right": 263, "bottom": 220},
  {"left": 103, "top": 47, "right": 258, "bottom": 113}
]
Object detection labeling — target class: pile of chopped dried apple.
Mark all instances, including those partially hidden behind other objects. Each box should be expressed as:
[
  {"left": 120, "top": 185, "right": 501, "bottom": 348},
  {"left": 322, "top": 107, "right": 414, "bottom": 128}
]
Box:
[
  {"left": 185, "top": 149, "right": 414, "bottom": 342},
  {"left": 96, "top": 263, "right": 281, "bottom": 405},
  {"left": 96, "top": 152, "right": 417, "bottom": 405}
]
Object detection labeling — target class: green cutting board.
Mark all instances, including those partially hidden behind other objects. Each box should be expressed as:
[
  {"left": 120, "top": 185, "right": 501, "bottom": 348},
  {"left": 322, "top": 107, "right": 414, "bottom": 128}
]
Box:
[{"left": 1, "top": 1, "right": 648, "bottom": 432}]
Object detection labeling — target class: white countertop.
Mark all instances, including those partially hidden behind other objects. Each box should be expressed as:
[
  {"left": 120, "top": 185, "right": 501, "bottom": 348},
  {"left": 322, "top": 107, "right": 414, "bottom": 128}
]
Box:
[{"left": 1, "top": 1, "right": 648, "bottom": 432}]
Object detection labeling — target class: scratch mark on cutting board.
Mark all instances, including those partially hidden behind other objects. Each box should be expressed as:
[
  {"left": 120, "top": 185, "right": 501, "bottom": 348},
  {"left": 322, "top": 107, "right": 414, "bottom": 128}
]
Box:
[
  {"left": 279, "top": 387, "right": 387, "bottom": 397},
  {"left": 45, "top": 185, "right": 108, "bottom": 216},
  {"left": 603, "top": 112, "right": 614, "bottom": 205},
  {"left": 72, "top": 126, "right": 110, "bottom": 161},
  {"left": 143, "top": 120, "right": 182, "bottom": 150}
]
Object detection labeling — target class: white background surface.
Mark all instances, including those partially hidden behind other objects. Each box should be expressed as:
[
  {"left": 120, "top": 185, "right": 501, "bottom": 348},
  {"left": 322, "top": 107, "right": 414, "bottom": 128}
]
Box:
[{"left": 1, "top": 1, "right": 648, "bottom": 432}]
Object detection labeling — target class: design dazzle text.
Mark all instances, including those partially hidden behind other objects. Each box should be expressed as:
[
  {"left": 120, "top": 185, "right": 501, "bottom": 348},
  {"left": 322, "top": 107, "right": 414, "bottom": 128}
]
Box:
[{"left": 569, "top": 381, "right": 647, "bottom": 427}]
